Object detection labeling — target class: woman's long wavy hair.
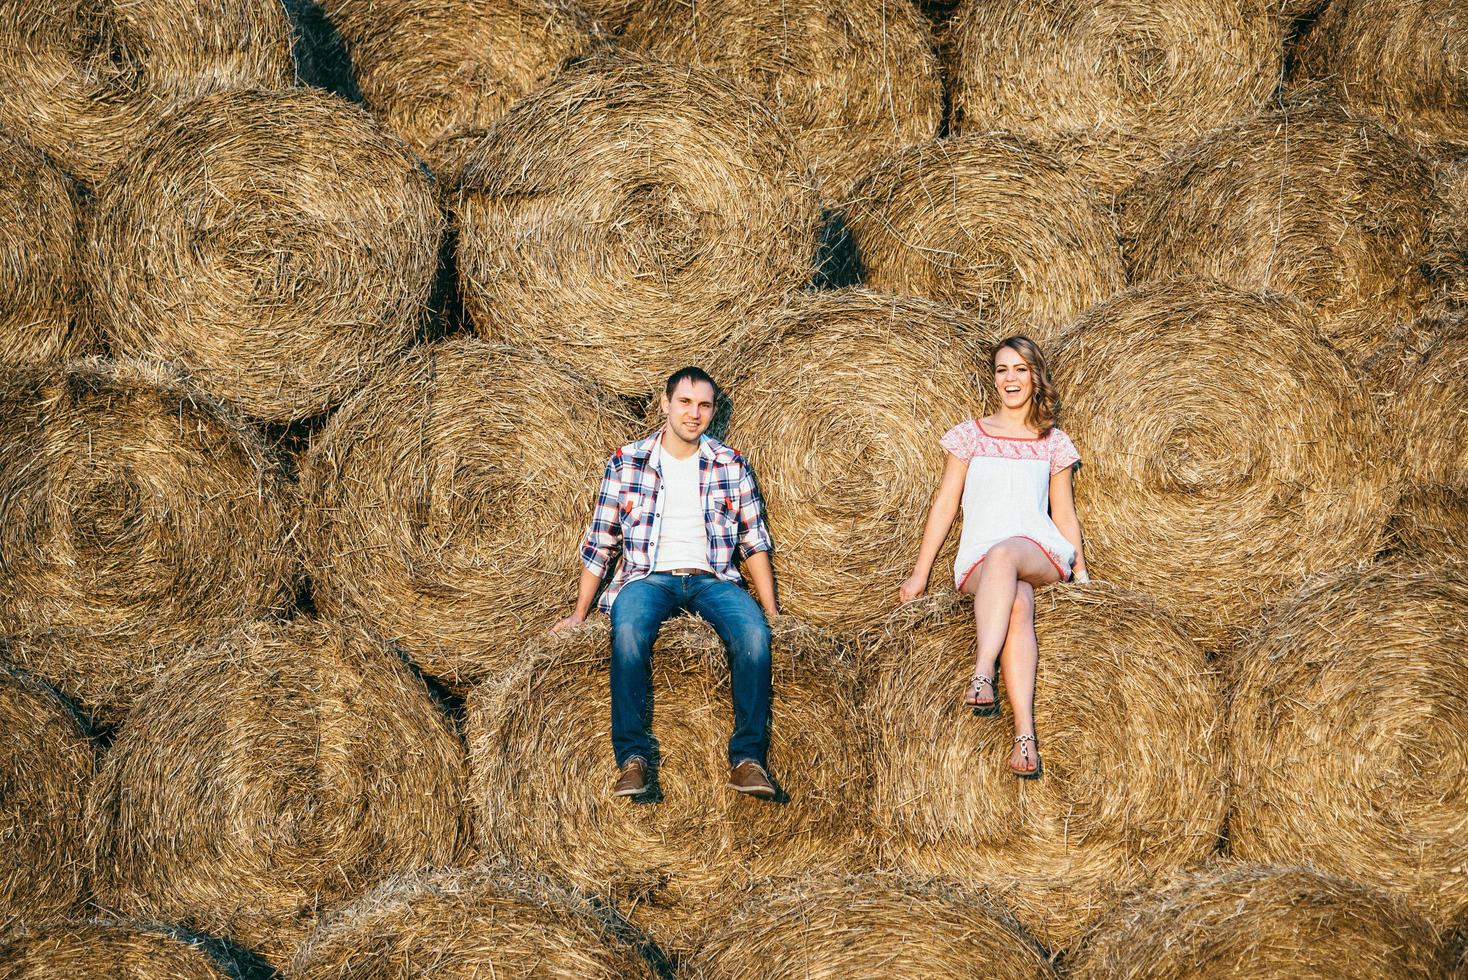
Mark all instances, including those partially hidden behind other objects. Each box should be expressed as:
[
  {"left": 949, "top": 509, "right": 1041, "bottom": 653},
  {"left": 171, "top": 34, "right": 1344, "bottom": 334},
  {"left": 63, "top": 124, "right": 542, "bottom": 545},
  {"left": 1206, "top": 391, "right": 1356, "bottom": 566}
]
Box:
[{"left": 994, "top": 335, "right": 1060, "bottom": 435}]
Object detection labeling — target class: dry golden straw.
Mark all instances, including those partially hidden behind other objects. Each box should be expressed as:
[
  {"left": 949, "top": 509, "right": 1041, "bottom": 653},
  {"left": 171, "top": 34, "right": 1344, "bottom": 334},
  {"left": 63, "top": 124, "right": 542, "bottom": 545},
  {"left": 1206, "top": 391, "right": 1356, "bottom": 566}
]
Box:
[
  {"left": 1121, "top": 98, "right": 1439, "bottom": 355},
  {"left": 0, "top": 135, "right": 89, "bottom": 367},
  {"left": 725, "top": 289, "right": 992, "bottom": 636},
  {"left": 688, "top": 873, "right": 1055, "bottom": 979},
  {"left": 0, "top": 359, "right": 296, "bottom": 722},
  {"left": 1428, "top": 144, "right": 1468, "bottom": 307},
  {"left": 468, "top": 615, "right": 868, "bottom": 952},
  {"left": 945, "top": 0, "right": 1283, "bottom": 194},
  {"left": 322, "top": 0, "right": 602, "bottom": 174},
  {"left": 87, "top": 88, "right": 442, "bottom": 423},
  {"left": 293, "top": 865, "right": 659, "bottom": 979},
  {"left": 0, "top": 666, "right": 92, "bottom": 938},
  {"left": 0, "top": 921, "right": 264, "bottom": 979},
  {"left": 300, "top": 338, "right": 638, "bottom": 687},
  {"left": 870, "top": 587, "right": 1225, "bottom": 950},
  {"left": 1068, "top": 862, "right": 1453, "bottom": 979},
  {"left": 0, "top": 0, "right": 294, "bottom": 186},
  {"left": 453, "top": 58, "right": 821, "bottom": 399},
  {"left": 1227, "top": 563, "right": 1468, "bottom": 926},
  {"left": 87, "top": 619, "right": 469, "bottom": 963},
  {"left": 844, "top": 134, "right": 1125, "bottom": 340},
  {"left": 1056, "top": 278, "right": 1390, "bottom": 653},
  {"left": 618, "top": 0, "right": 942, "bottom": 195}
]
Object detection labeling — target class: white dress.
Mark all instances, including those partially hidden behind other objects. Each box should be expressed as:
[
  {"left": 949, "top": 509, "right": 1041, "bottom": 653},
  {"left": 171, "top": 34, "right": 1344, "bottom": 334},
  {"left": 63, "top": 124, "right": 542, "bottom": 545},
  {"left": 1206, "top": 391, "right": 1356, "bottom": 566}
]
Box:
[{"left": 940, "top": 419, "right": 1082, "bottom": 588}]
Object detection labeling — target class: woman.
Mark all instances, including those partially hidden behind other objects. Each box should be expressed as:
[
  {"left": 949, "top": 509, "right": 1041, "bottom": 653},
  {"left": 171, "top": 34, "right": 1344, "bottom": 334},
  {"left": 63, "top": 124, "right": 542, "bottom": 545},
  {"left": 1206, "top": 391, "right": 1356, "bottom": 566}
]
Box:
[{"left": 898, "top": 335, "right": 1088, "bottom": 778}]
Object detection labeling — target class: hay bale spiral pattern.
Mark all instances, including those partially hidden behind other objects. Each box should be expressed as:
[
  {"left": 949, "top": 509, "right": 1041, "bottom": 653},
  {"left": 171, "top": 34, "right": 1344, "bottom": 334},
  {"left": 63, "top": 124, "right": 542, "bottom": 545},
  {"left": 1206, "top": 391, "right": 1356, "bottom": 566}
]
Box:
[
  {"left": 1056, "top": 279, "right": 1389, "bottom": 652},
  {"left": 1227, "top": 563, "right": 1468, "bottom": 926},
  {"left": 300, "top": 337, "right": 637, "bottom": 685},
  {"left": 87, "top": 88, "right": 442, "bottom": 422},
  {"left": 0, "top": 359, "right": 296, "bottom": 721},
  {"left": 87, "top": 619, "right": 469, "bottom": 962},
  {"left": 453, "top": 58, "right": 822, "bottom": 398},
  {"left": 0, "top": 921, "right": 267, "bottom": 979},
  {"left": 871, "top": 587, "right": 1224, "bottom": 949},
  {"left": 844, "top": 135, "right": 1125, "bottom": 339}
]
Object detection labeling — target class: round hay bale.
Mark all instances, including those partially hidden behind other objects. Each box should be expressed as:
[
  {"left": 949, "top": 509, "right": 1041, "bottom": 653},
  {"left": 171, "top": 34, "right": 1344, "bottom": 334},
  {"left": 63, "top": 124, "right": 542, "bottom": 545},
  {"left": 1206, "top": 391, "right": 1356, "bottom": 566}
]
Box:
[
  {"left": 1068, "top": 863, "right": 1452, "bottom": 979},
  {"left": 467, "top": 615, "right": 868, "bottom": 953},
  {"left": 86, "top": 618, "right": 469, "bottom": 962},
  {"left": 320, "top": 0, "right": 602, "bottom": 173},
  {"left": 688, "top": 873, "right": 1055, "bottom": 979},
  {"left": 86, "top": 88, "right": 442, "bottom": 423},
  {"left": 0, "top": 0, "right": 294, "bottom": 187},
  {"left": 0, "top": 921, "right": 271, "bottom": 979},
  {"left": 1293, "top": 0, "right": 1468, "bottom": 146},
  {"left": 0, "top": 135, "right": 90, "bottom": 367},
  {"left": 0, "top": 665, "right": 92, "bottom": 937},
  {"left": 723, "top": 289, "right": 992, "bottom": 636},
  {"left": 945, "top": 0, "right": 1283, "bottom": 194},
  {"left": 1120, "top": 99, "right": 1439, "bottom": 349},
  {"left": 0, "top": 359, "right": 296, "bottom": 721},
  {"left": 843, "top": 134, "right": 1125, "bottom": 340},
  {"left": 1055, "top": 278, "right": 1390, "bottom": 653},
  {"left": 618, "top": 0, "right": 942, "bottom": 194},
  {"left": 299, "top": 337, "right": 637, "bottom": 686},
  {"left": 870, "top": 586, "right": 1224, "bottom": 949},
  {"left": 452, "top": 58, "right": 822, "bottom": 399},
  {"left": 1227, "top": 562, "right": 1468, "bottom": 925},
  {"left": 293, "top": 866, "right": 659, "bottom": 979},
  {"left": 1427, "top": 143, "right": 1468, "bottom": 306}
]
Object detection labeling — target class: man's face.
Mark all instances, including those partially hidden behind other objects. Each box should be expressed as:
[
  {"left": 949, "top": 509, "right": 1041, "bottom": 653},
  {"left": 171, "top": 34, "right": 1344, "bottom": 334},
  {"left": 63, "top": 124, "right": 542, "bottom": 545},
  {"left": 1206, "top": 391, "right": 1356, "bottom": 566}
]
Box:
[{"left": 661, "top": 378, "right": 716, "bottom": 443}]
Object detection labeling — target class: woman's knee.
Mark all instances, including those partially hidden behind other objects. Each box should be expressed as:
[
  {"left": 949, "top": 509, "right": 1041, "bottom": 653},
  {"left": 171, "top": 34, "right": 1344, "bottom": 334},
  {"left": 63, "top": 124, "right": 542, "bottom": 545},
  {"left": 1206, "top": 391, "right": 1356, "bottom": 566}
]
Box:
[{"left": 987, "top": 539, "right": 1026, "bottom": 567}]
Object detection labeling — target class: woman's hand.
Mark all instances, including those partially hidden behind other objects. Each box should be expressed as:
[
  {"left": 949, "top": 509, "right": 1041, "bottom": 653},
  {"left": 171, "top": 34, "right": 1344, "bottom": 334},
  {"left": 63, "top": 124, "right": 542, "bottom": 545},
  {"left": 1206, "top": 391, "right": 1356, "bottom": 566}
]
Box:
[
  {"left": 898, "top": 572, "right": 928, "bottom": 604},
  {"left": 1072, "top": 566, "right": 1091, "bottom": 585}
]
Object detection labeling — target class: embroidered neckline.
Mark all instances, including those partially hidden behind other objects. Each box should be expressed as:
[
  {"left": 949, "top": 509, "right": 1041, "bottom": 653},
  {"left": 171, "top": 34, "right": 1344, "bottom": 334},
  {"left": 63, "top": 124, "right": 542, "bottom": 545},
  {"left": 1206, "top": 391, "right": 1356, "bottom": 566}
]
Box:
[{"left": 976, "top": 419, "right": 1044, "bottom": 442}]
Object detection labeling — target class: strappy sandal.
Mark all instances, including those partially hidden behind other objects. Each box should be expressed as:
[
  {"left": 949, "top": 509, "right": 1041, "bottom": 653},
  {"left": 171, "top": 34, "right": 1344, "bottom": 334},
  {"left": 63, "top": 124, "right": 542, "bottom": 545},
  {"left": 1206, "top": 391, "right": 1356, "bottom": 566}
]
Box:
[
  {"left": 1011, "top": 733, "right": 1042, "bottom": 780},
  {"left": 963, "top": 672, "right": 999, "bottom": 716}
]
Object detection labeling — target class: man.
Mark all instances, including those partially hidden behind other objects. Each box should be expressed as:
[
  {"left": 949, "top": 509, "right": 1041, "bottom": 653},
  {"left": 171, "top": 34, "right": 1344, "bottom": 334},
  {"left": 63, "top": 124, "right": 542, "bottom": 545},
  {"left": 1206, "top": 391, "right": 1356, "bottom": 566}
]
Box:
[{"left": 552, "top": 366, "right": 780, "bottom": 799}]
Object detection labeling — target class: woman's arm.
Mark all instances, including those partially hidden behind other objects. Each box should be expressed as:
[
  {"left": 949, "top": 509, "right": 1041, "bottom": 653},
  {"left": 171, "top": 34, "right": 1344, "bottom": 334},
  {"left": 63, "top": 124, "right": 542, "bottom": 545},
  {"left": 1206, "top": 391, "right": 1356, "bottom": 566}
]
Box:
[
  {"left": 1049, "top": 465, "right": 1089, "bottom": 581},
  {"left": 899, "top": 453, "right": 969, "bottom": 602}
]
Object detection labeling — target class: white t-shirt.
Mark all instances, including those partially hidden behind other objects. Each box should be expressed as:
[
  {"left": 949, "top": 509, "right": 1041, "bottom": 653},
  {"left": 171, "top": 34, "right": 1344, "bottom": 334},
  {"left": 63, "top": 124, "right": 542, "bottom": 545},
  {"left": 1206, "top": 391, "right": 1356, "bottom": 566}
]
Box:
[{"left": 652, "top": 445, "right": 713, "bottom": 572}]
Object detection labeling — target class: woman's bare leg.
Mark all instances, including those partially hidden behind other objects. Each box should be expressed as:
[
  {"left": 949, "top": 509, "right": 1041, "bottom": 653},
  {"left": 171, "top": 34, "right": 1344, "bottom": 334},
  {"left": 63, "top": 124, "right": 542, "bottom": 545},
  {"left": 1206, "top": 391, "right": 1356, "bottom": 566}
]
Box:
[
  {"left": 961, "top": 576, "right": 1034, "bottom": 708},
  {"left": 1004, "top": 585, "right": 1041, "bottom": 773}
]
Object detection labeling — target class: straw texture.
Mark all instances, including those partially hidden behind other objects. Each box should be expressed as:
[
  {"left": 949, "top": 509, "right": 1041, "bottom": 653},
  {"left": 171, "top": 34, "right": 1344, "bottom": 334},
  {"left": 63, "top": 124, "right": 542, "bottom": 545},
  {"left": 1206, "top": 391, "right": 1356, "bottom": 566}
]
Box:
[
  {"left": 0, "top": 921, "right": 264, "bottom": 979},
  {"left": 453, "top": 58, "right": 821, "bottom": 398},
  {"left": 724, "top": 289, "right": 993, "bottom": 636},
  {"left": 0, "top": 359, "right": 296, "bottom": 721},
  {"left": 871, "top": 586, "right": 1224, "bottom": 949},
  {"left": 1227, "top": 562, "right": 1468, "bottom": 926},
  {"left": 0, "top": 0, "right": 294, "bottom": 186},
  {"left": 1068, "top": 862, "right": 1452, "bottom": 979},
  {"left": 844, "top": 134, "right": 1124, "bottom": 340},
  {"left": 87, "top": 88, "right": 442, "bottom": 422},
  {"left": 299, "top": 337, "right": 638, "bottom": 686},
  {"left": 87, "top": 619, "right": 469, "bottom": 962},
  {"left": 1055, "top": 278, "right": 1389, "bottom": 653}
]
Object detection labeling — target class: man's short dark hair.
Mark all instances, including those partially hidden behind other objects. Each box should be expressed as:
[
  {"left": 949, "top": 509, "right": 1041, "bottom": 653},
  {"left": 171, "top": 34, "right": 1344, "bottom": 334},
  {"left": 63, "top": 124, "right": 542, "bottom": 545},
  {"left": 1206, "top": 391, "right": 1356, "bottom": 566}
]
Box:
[{"left": 664, "top": 366, "right": 720, "bottom": 400}]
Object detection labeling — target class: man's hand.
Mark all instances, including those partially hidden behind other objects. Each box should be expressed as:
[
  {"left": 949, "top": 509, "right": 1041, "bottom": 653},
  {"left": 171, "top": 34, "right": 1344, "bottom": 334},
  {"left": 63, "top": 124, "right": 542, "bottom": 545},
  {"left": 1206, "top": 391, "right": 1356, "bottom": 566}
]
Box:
[
  {"left": 898, "top": 572, "right": 927, "bottom": 604},
  {"left": 550, "top": 612, "right": 586, "bottom": 635}
]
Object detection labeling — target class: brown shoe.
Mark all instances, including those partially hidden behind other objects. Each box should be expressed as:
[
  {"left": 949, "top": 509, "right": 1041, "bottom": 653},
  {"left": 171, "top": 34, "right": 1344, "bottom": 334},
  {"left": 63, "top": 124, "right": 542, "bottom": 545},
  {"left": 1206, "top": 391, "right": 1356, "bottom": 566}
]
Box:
[
  {"left": 727, "top": 759, "right": 776, "bottom": 798},
  {"left": 612, "top": 757, "right": 648, "bottom": 797}
]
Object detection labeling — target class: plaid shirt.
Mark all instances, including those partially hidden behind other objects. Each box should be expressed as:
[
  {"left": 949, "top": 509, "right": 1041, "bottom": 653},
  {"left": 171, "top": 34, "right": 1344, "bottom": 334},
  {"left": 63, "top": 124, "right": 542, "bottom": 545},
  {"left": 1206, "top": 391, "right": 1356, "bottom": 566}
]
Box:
[{"left": 581, "top": 431, "right": 773, "bottom": 612}]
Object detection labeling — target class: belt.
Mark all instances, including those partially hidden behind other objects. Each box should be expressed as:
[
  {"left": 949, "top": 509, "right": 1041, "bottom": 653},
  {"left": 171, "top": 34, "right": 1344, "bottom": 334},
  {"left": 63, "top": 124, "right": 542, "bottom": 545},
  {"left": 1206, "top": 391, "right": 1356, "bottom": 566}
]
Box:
[{"left": 664, "top": 568, "right": 714, "bottom": 577}]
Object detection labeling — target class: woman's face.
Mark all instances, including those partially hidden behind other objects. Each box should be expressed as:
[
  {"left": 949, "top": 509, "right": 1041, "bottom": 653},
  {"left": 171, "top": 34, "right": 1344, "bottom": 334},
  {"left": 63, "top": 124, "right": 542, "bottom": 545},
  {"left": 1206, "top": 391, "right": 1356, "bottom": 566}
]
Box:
[{"left": 993, "top": 346, "right": 1034, "bottom": 411}]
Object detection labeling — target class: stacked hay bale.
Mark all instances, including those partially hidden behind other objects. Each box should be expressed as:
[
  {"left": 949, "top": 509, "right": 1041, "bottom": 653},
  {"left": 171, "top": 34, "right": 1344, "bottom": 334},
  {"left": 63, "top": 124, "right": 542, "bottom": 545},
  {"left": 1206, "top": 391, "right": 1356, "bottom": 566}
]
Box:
[
  {"left": 944, "top": 0, "right": 1283, "bottom": 194},
  {"left": 725, "top": 289, "right": 991, "bottom": 636},
  {"left": 0, "top": 359, "right": 296, "bottom": 721},
  {"left": 1055, "top": 279, "right": 1389, "bottom": 653},
  {"left": 0, "top": 135, "right": 89, "bottom": 366},
  {"left": 87, "top": 88, "right": 442, "bottom": 423},
  {"left": 452, "top": 59, "right": 821, "bottom": 400},
  {"left": 688, "top": 874, "right": 1056, "bottom": 979},
  {"left": 843, "top": 135, "right": 1125, "bottom": 341},
  {"left": 300, "top": 338, "right": 638, "bottom": 687},
  {"left": 617, "top": 0, "right": 943, "bottom": 195},
  {"left": 468, "top": 616, "right": 868, "bottom": 952},
  {"left": 870, "top": 587, "right": 1224, "bottom": 950},
  {"left": 0, "top": 666, "right": 92, "bottom": 937},
  {"left": 87, "top": 619, "right": 469, "bottom": 962},
  {"left": 1120, "top": 99, "right": 1439, "bottom": 361},
  {"left": 1067, "top": 863, "right": 1453, "bottom": 978},
  {"left": 293, "top": 866, "right": 659, "bottom": 979},
  {"left": 0, "top": 921, "right": 273, "bottom": 979},
  {"left": 320, "top": 0, "right": 602, "bottom": 174},
  {"left": 1228, "top": 563, "right": 1468, "bottom": 927},
  {"left": 1428, "top": 145, "right": 1468, "bottom": 306},
  {"left": 0, "top": 0, "right": 295, "bottom": 186}
]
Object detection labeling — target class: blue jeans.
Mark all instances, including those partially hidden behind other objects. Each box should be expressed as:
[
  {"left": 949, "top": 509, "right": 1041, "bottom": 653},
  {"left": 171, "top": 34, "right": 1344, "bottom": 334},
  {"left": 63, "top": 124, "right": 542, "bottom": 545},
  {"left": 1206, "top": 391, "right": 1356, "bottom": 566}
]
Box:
[{"left": 609, "top": 573, "right": 772, "bottom": 768}]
